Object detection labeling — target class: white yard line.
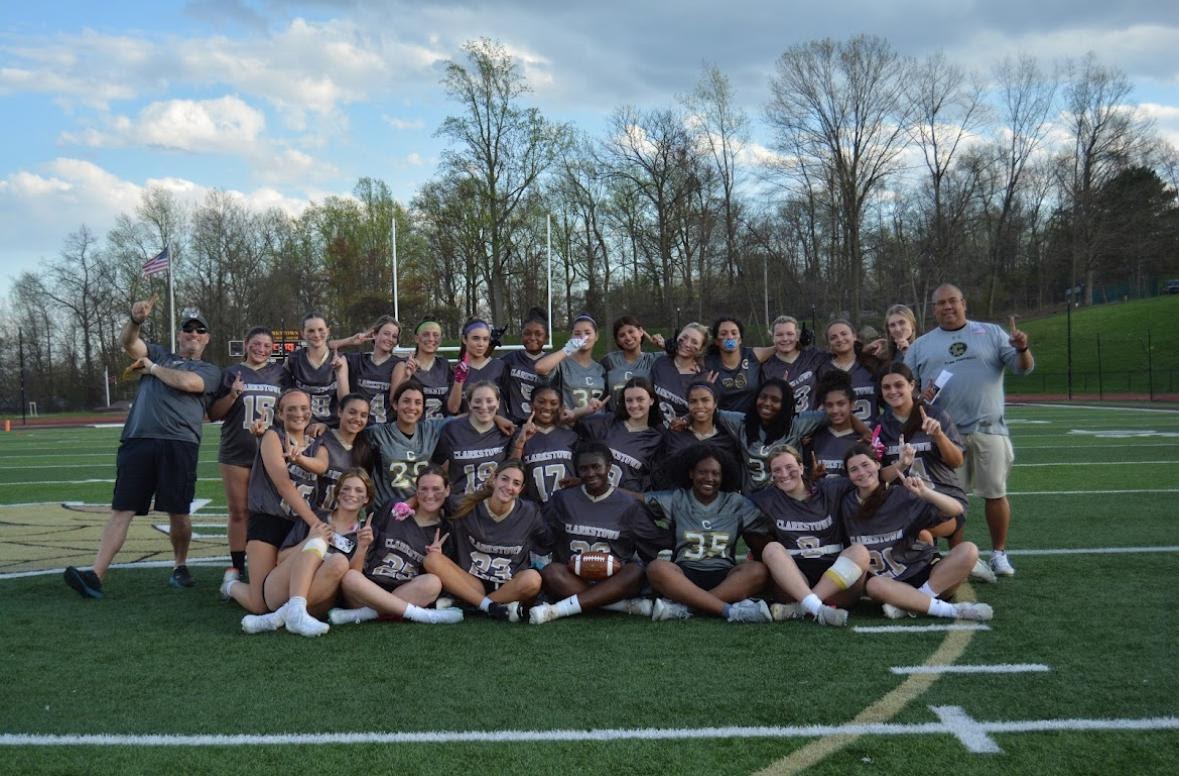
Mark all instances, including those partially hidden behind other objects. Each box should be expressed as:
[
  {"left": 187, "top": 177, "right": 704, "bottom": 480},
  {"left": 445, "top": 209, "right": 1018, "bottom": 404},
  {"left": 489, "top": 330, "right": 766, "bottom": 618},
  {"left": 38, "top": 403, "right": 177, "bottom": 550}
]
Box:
[
  {"left": 891, "top": 664, "right": 1050, "bottom": 675},
  {"left": 852, "top": 624, "right": 991, "bottom": 634}
]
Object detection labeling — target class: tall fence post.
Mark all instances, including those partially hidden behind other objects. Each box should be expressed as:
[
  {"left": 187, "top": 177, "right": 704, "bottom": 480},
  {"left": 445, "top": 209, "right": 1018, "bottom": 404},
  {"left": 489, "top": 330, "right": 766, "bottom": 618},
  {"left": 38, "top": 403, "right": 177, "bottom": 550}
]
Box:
[
  {"left": 1147, "top": 330, "right": 1154, "bottom": 401},
  {"left": 1066, "top": 300, "right": 1073, "bottom": 400},
  {"left": 1096, "top": 333, "right": 1103, "bottom": 401}
]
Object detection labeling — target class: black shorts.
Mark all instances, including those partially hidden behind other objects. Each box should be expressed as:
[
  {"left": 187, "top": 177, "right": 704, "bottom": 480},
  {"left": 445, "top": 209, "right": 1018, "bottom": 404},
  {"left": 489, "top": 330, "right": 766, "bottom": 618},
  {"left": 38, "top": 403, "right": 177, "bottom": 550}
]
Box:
[
  {"left": 680, "top": 564, "right": 731, "bottom": 591},
  {"left": 111, "top": 437, "right": 199, "bottom": 515},
  {"left": 248, "top": 512, "right": 295, "bottom": 547},
  {"left": 796, "top": 557, "right": 833, "bottom": 588},
  {"left": 899, "top": 555, "right": 942, "bottom": 591}
]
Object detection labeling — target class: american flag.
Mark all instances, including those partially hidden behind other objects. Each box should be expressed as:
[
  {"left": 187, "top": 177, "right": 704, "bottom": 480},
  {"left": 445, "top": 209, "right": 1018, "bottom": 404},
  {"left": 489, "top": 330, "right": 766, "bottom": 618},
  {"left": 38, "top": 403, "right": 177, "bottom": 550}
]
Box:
[{"left": 142, "top": 248, "right": 169, "bottom": 277}]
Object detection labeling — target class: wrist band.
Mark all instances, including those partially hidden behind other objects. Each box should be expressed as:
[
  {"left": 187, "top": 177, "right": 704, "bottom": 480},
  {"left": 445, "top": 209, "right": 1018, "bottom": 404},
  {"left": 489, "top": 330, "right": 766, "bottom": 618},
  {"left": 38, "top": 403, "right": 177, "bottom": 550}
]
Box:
[{"left": 1016, "top": 346, "right": 1029, "bottom": 353}]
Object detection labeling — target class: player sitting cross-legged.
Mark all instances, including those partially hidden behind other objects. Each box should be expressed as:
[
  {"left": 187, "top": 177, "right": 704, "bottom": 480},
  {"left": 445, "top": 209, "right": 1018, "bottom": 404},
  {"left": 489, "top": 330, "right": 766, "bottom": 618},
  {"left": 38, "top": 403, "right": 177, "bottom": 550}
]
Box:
[{"left": 529, "top": 441, "right": 653, "bottom": 624}]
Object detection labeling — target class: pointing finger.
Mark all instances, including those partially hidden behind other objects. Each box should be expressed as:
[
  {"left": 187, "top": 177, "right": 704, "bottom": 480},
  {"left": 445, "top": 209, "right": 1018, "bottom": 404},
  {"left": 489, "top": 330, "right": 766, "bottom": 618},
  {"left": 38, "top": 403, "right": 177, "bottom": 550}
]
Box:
[{"left": 1009, "top": 315, "right": 1018, "bottom": 333}]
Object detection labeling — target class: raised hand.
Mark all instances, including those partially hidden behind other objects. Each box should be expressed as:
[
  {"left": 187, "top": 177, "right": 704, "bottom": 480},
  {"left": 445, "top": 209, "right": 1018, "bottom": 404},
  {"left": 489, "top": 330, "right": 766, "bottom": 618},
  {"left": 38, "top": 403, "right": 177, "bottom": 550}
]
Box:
[
  {"left": 425, "top": 527, "right": 450, "bottom": 554},
  {"left": 356, "top": 513, "right": 374, "bottom": 548},
  {"left": 1008, "top": 315, "right": 1029, "bottom": 351},
  {"left": 130, "top": 293, "right": 159, "bottom": 324},
  {"left": 811, "top": 452, "right": 826, "bottom": 480},
  {"left": 330, "top": 349, "right": 346, "bottom": 371},
  {"left": 918, "top": 405, "right": 942, "bottom": 437},
  {"left": 898, "top": 434, "right": 916, "bottom": 470}
]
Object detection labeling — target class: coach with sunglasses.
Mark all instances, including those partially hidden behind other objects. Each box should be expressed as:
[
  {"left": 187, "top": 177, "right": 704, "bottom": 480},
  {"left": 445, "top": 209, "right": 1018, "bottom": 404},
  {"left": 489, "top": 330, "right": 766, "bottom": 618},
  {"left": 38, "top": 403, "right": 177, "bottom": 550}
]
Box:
[{"left": 65, "top": 298, "right": 221, "bottom": 599}]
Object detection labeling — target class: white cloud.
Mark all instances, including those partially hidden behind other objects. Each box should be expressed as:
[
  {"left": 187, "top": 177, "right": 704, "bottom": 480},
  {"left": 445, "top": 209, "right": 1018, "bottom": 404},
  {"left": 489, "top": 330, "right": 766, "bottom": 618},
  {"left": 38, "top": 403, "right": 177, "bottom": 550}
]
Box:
[
  {"left": 405, "top": 152, "right": 425, "bottom": 166},
  {"left": 383, "top": 115, "right": 426, "bottom": 130},
  {"left": 61, "top": 96, "right": 266, "bottom": 153}
]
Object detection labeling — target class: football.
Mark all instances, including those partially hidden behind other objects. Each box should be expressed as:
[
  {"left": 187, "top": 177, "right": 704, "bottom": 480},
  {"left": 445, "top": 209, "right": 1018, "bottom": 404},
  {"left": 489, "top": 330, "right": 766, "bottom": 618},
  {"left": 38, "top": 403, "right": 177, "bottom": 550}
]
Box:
[{"left": 568, "top": 551, "right": 621, "bottom": 580}]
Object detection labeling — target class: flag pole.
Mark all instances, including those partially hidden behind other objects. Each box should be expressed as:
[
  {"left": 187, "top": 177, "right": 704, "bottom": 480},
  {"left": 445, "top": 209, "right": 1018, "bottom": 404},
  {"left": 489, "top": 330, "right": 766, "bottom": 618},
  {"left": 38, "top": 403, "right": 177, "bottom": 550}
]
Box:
[{"left": 168, "top": 243, "right": 176, "bottom": 353}]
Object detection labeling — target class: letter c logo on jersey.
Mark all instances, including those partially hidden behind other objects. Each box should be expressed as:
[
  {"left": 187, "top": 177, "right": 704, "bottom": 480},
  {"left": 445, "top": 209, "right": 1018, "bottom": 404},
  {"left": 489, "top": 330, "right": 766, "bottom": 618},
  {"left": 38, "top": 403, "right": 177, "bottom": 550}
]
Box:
[
  {"left": 949, "top": 342, "right": 967, "bottom": 357},
  {"left": 585, "top": 377, "right": 594, "bottom": 386}
]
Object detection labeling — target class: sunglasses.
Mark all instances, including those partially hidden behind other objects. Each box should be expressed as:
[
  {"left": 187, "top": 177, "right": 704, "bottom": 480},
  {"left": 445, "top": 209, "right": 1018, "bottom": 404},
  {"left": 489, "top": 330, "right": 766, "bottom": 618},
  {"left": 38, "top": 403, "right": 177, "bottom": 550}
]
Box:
[{"left": 182, "top": 325, "right": 209, "bottom": 334}]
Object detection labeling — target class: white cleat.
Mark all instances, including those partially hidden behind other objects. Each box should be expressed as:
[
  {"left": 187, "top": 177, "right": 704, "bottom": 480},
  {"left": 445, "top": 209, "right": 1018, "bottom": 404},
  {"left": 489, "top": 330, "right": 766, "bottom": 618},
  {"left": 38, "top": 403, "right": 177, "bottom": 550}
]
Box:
[
  {"left": 990, "top": 550, "right": 1016, "bottom": 577},
  {"left": 726, "top": 599, "right": 773, "bottom": 624},
  {"left": 969, "top": 558, "right": 998, "bottom": 584},
  {"left": 953, "top": 602, "right": 994, "bottom": 621},
  {"left": 284, "top": 604, "right": 329, "bottom": 637},
  {"left": 328, "top": 606, "right": 379, "bottom": 625},
  {"left": 815, "top": 604, "right": 849, "bottom": 627},
  {"left": 219, "top": 568, "right": 240, "bottom": 602},
  {"left": 528, "top": 604, "right": 559, "bottom": 625},
  {"left": 770, "top": 603, "right": 804, "bottom": 622},
  {"left": 882, "top": 603, "right": 916, "bottom": 620},
  {"left": 505, "top": 601, "right": 522, "bottom": 623},
  {"left": 434, "top": 596, "right": 455, "bottom": 610},
  {"left": 241, "top": 609, "right": 284, "bottom": 634},
  {"left": 623, "top": 598, "right": 653, "bottom": 617},
  {"left": 651, "top": 598, "right": 692, "bottom": 621}
]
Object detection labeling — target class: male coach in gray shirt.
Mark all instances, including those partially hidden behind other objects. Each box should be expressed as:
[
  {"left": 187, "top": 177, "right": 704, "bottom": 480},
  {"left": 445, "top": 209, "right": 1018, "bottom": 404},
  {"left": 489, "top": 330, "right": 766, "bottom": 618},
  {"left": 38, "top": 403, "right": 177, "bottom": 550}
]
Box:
[
  {"left": 905, "top": 284, "right": 1033, "bottom": 579},
  {"left": 65, "top": 297, "right": 221, "bottom": 598}
]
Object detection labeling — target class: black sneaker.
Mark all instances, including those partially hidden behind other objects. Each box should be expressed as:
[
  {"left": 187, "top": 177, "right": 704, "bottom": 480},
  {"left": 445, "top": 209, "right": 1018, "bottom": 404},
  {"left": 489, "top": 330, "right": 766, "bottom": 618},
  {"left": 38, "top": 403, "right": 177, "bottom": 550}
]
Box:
[
  {"left": 64, "top": 566, "right": 103, "bottom": 599},
  {"left": 169, "top": 565, "right": 195, "bottom": 588}
]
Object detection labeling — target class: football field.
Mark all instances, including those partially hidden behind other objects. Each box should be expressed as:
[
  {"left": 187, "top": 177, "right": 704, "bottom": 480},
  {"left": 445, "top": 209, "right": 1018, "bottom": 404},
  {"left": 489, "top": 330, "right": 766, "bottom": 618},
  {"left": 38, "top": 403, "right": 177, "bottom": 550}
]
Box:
[{"left": 0, "top": 404, "right": 1176, "bottom": 775}]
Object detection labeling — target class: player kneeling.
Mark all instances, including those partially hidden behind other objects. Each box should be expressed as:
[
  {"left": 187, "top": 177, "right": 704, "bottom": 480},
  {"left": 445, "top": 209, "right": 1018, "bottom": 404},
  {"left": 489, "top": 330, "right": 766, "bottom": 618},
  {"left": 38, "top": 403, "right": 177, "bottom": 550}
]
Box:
[
  {"left": 530, "top": 442, "right": 651, "bottom": 624},
  {"left": 751, "top": 445, "right": 869, "bottom": 627},
  {"left": 420, "top": 460, "right": 549, "bottom": 622},
  {"left": 328, "top": 466, "right": 462, "bottom": 626},
  {"left": 639, "top": 446, "right": 773, "bottom": 623}
]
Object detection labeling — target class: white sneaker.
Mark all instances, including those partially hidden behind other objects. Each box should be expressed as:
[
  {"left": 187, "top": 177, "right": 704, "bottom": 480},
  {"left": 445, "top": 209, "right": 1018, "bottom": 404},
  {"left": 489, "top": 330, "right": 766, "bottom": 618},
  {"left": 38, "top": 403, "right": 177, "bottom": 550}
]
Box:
[
  {"left": 882, "top": 603, "right": 916, "bottom": 620},
  {"left": 726, "top": 599, "right": 772, "bottom": 623},
  {"left": 505, "top": 601, "right": 522, "bottom": 623},
  {"left": 990, "top": 550, "right": 1016, "bottom": 577},
  {"left": 953, "top": 602, "right": 994, "bottom": 621},
  {"left": 651, "top": 598, "right": 692, "bottom": 621},
  {"left": 528, "top": 604, "right": 558, "bottom": 625},
  {"left": 284, "top": 602, "right": 330, "bottom": 637},
  {"left": 328, "top": 606, "right": 379, "bottom": 625},
  {"left": 815, "top": 604, "right": 849, "bottom": 627},
  {"left": 770, "top": 603, "right": 804, "bottom": 622},
  {"left": 241, "top": 608, "right": 284, "bottom": 634},
  {"left": 623, "top": 598, "right": 653, "bottom": 617},
  {"left": 435, "top": 596, "right": 455, "bottom": 610},
  {"left": 219, "top": 568, "right": 240, "bottom": 602},
  {"left": 969, "top": 558, "right": 998, "bottom": 584}
]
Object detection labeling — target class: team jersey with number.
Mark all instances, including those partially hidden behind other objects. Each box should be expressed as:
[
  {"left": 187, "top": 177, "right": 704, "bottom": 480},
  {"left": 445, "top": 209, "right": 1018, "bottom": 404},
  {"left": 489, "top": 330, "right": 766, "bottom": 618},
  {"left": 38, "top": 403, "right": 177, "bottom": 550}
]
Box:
[
  {"left": 554, "top": 357, "right": 606, "bottom": 411},
  {"left": 704, "top": 347, "right": 763, "bottom": 413},
  {"left": 543, "top": 486, "right": 644, "bottom": 563},
  {"left": 761, "top": 347, "right": 828, "bottom": 415},
  {"left": 838, "top": 485, "right": 950, "bottom": 582},
  {"left": 315, "top": 429, "right": 357, "bottom": 510},
  {"left": 285, "top": 348, "right": 339, "bottom": 426},
  {"left": 806, "top": 426, "right": 859, "bottom": 478},
  {"left": 716, "top": 409, "right": 827, "bottom": 492},
  {"left": 519, "top": 426, "right": 578, "bottom": 504},
  {"left": 365, "top": 417, "right": 448, "bottom": 508},
  {"left": 499, "top": 349, "right": 550, "bottom": 423},
  {"left": 877, "top": 402, "right": 968, "bottom": 508},
  {"left": 410, "top": 355, "right": 452, "bottom": 420},
  {"left": 578, "top": 413, "right": 662, "bottom": 492},
  {"left": 346, "top": 352, "right": 401, "bottom": 425},
  {"left": 750, "top": 477, "right": 852, "bottom": 562},
  {"left": 455, "top": 356, "right": 507, "bottom": 414},
  {"left": 246, "top": 429, "right": 322, "bottom": 519},
  {"left": 599, "top": 350, "right": 662, "bottom": 409},
  {"left": 648, "top": 356, "right": 699, "bottom": 423},
  {"left": 642, "top": 489, "right": 766, "bottom": 572},
  {"left": 215, "top": 361, "right": 287, "bottom": 466},
  {"left": 815, "top": 359, "right": 879, "bottom": 424},
  {"left": 432, "top": 420, "right": 515, "bottom": 497},
  {"left": 280, "top": 509, "right": 363, "bottom": 561},
  {"left": 448, "top": 499, "right": 552, "bottom": 584},
  {"left": 364, "top": 503, "right": 451, "bottom": 590},
  {"left": 655, "top": 425, "right": 745, "bottom": 490}
]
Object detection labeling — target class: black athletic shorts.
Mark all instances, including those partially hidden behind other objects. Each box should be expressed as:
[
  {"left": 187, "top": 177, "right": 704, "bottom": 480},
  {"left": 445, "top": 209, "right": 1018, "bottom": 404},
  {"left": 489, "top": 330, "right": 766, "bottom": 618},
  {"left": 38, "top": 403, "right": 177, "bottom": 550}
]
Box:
[
  {"left": 248, "top": 511, "right": 295, "bottom": 547},
  {"left": 899, "top": 555, "right": 942, "bottom": 591},
  {"left": 111, "top": 437, "right": 199, "bottom": 515},
  {"left": 796, "top": 557, "right": 834, "bottom": 588},
  {"left": 680, "top": 564, "right": 731, "bottom": 591}
]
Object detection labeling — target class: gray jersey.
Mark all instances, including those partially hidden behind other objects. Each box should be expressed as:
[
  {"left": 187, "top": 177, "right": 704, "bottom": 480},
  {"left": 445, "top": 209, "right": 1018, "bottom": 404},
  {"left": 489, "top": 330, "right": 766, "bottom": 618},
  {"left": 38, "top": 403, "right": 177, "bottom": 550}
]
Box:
[
  {"left": 449, "top": 499, "right": 551, "bottom": 584},
  {"left": 365, "top": 417, "right": 448, "bottom": 508},
  {"left": 215, "top": 361, "right": 287, "bottom": 466},
  {"left": 704, "top": 347, "right": 763, "bottom": 413},
  {"left": 649, "top": 356, "right": 698, "bottom": 424},
  {"left": 816, "top": 358, "right": 880, "bottom": 424},
  {"left": 877, "top": 402, "right": 967, "bottom": 508},
  {"left": 761, "top": 347, "right": 828, "bottom": 414},
  {"left": 281, "top": 509, "right": 362, "bottom": 560},
  {"left": 365, "top": 503, "right": 450, "bottom": 589},
  {"left": 346, "top": 352, "right": 401, "bottom": 425},
  {"left": 544, "top": 486, "right": 644, "bottom": 563},
  {"left": 432, "top": 420, "right": 515, "bottom": 497},
  {"left": 555, "top": 357, "right": 606, "bottom": 411},
  {"left": 285, "top": 348, "right": 339, "bottom": 425},
  {"left": 578, "top": 413, "right": 662, "bottom": 492},
  {"left": 599, "top": 350, "right": 662, "bottom": 409},
  {"left": 246, "top": 429, "right": 322, "bottom": 519},
  {"left": 500, "top": 349, "right": 550, "bottom": 423},
  {"left": 643, "top": 489, "right": 765, "bottom": 572},
  {"left": 456, "top": 357, "right": 507, "bottom": 414},
  {"left": 520, "top": 426, "right": 578, "bottom": 504},
  {"left": 717, "top": 409, "right": 826, "bottom": 492},
  {"left": 750, "top": 477, "right": 852, "bottom": 560},
  {"left": 807, "top": 427, "right": 858, "bottom": 478},
  {"left": 122, "top": 343, "right": 221, "bottom": 445},
  {"left": 904, "top": 319, "right": 1032, "bottom": 436},
  {"left": 412, "top": 355, "right": 452, "bottom": 420},
  {"left": 838, "top": 484, "right": 949, "bottom": 582},
  {"left": 316, "top": 429, "right": 358, "bottom": 510}
]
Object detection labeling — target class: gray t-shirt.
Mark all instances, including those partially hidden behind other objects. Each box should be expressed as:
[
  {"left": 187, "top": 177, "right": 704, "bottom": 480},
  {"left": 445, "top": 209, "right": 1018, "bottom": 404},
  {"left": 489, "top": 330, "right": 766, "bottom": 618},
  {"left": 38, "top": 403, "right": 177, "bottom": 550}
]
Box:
[
  {"left": 122, "top": 343, "right": 221, "bottom": 445},
  {"left": 904, "top": 320, "right": 1032, "bottom": 436}
]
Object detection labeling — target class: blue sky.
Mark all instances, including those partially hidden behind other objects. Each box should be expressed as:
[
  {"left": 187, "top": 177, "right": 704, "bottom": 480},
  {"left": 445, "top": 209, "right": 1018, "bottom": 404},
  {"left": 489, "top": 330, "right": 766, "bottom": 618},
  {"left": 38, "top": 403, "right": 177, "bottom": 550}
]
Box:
[{"left": 2, "top": 1, "right": 1178, "bottom": 299}]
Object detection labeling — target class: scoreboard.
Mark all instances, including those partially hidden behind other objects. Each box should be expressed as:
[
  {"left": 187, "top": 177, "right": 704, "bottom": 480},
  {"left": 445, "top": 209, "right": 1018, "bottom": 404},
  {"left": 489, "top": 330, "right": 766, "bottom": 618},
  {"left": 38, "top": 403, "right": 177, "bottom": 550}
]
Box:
[{"left": 226, "top": 330, "right": 303, "bottom": 361}]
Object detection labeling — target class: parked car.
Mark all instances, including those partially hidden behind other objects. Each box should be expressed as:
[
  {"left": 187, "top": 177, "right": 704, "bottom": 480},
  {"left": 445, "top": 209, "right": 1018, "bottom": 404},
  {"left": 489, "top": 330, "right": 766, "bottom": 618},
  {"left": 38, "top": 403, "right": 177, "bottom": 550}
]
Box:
[{"left": 1167, "top": 279, "right": 1179, "bottom": 294}]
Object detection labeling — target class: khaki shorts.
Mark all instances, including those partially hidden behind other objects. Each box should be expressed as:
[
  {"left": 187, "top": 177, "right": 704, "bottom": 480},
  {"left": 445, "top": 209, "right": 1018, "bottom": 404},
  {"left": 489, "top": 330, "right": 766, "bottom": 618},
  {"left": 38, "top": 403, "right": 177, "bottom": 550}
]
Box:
[{"left": 957, "top": 432, "right": 1014, "bottom": 499}]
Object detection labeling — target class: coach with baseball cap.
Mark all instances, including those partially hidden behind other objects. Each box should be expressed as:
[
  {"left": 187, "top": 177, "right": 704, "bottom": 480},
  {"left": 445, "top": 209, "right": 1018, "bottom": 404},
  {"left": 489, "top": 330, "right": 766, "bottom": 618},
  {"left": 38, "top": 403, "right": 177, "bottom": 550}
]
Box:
[{"left": 65, "top": 298, "right": 221, "bottom": 598}]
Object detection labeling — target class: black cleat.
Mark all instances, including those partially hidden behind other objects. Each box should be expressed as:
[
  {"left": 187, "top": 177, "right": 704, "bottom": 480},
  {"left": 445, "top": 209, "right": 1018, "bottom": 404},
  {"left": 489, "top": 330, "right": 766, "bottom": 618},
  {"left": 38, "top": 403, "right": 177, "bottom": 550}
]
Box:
[
  {"left": 64, "top": 566, "right": 103, "bottom": 599},
  {"left": 169, "top": 565, "right": 195, "bottom": 589}
]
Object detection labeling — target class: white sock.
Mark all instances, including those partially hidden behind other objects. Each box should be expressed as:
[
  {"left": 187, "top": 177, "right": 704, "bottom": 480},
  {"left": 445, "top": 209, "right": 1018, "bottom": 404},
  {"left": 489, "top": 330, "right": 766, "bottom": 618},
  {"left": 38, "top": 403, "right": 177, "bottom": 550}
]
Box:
[
  {"left": 552, "top": 595, "right": 582, "bottom": 618},
  {"left": 801, "top": 594, "right": 822, "bottom": 617},
  {"left": 926, "top": 597, "right": 957, "bottom": 618},
  {"left": 478, "top": 596, "right": 493, "bottom": 612},
  {"left": 404, "top": 604, "right": 429, "bottom": 622},
  {"left": 918, "top": 582, "right": 936, "bottom": 598}
]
